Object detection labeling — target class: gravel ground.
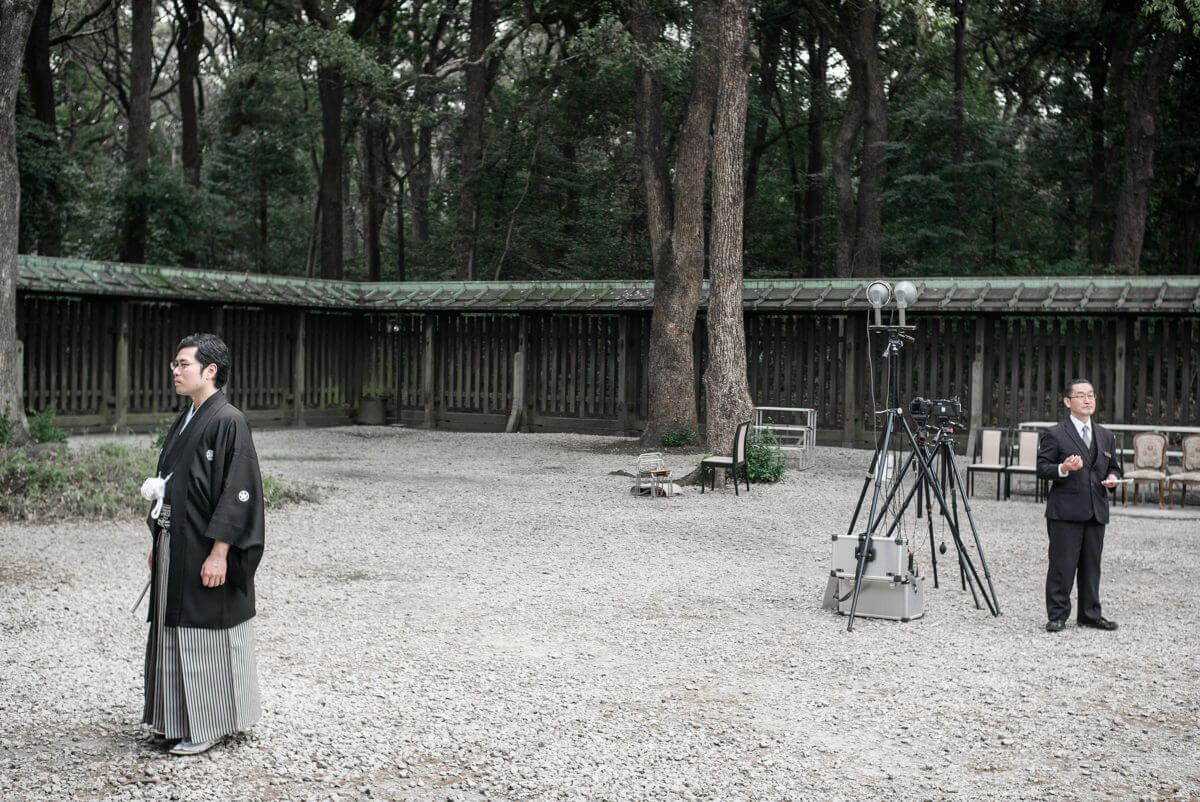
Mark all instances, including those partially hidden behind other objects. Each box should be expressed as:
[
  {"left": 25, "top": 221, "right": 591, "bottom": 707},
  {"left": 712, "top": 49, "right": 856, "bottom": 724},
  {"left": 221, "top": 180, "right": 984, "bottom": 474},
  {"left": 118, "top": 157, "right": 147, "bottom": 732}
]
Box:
[{"left": 2, "top": 425, "right": 1198, "bottom": 801}]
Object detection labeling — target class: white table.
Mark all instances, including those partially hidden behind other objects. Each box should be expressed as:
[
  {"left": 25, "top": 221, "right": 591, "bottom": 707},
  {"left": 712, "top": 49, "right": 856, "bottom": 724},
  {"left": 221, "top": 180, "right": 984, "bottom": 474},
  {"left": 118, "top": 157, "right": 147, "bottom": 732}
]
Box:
[{"left": 754, "top": 406, "right": 816, "bottom": 470}]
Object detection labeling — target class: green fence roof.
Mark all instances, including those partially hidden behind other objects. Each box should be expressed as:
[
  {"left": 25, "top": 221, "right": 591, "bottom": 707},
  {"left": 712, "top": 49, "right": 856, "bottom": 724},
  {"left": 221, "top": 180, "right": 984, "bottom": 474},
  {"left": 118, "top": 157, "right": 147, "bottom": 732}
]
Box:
[{"left": 17, "top": 255, "right": 1200, "bottom": 314}]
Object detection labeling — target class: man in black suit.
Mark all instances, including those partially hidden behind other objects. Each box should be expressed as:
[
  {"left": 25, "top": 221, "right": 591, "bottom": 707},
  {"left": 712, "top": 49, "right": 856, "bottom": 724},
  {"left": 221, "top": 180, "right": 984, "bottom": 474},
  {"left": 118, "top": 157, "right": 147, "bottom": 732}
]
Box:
[{"left": 1036, "top": 379, "right": 1123, "bottom": 633}]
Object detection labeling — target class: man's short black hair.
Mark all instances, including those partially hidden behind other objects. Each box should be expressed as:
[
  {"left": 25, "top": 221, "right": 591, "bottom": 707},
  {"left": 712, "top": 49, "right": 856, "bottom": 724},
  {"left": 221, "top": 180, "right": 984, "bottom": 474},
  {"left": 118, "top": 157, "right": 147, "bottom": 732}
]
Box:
[
  {"left": 1063, "top": 378, "right": 1093, "bottom": 399},
  {"left": 176, "top": 333, "right": 230, "bottom": 389}
]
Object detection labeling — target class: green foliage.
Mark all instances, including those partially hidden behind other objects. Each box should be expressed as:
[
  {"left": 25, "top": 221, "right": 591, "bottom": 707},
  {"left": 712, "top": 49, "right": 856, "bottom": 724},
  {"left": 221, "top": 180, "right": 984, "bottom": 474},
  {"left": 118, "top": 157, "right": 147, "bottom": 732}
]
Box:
[
  {"left": 0, "top": 444, "right": 156, "bottom": 521},
  {"left": 746, "top": 428, "right": 786, "bottom": 484},
  {"left": 662, "top": 427, "right": 695, "bottom": 447},
  {"left": 150, "top": 415, "right": 176, "bottom": 450},
  {"left": 0, "top": 444, "right": 321, "bottom": 522},
  {"left": 26, "top": 408, "right": 68, "bottom": 444},
  {"left": 12, "top": 0, "right": 1200, "bottom": 279}
]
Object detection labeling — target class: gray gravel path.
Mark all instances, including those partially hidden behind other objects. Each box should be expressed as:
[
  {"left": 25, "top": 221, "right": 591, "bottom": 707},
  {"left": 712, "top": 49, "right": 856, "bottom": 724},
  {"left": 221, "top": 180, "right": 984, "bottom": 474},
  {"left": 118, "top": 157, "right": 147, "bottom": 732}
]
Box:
[{"left": 2, "top": 426, "right": 1197, "bottom": 801}]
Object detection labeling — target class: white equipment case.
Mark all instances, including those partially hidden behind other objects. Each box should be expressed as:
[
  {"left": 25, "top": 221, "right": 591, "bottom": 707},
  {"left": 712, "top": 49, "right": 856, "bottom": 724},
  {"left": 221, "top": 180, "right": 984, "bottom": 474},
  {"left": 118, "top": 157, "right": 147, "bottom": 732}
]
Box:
[{"left": 824, "top": 532, "right": 926, "bottom": 622}]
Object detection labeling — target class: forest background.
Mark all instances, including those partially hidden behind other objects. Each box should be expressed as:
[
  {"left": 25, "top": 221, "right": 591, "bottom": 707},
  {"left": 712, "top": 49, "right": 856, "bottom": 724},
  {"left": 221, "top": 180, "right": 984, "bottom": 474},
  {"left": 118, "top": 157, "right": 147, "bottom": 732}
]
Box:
[{"left": 11, "top": 0, "right": 1199, "bottom": 284}]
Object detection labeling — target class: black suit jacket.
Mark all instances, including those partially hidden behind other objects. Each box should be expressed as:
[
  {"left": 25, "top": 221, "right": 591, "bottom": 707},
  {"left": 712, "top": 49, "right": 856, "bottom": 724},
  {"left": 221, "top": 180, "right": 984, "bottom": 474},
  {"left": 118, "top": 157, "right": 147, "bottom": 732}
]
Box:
[{"left": 1036, "top": 419, "right": 1123, "bottom": 524}]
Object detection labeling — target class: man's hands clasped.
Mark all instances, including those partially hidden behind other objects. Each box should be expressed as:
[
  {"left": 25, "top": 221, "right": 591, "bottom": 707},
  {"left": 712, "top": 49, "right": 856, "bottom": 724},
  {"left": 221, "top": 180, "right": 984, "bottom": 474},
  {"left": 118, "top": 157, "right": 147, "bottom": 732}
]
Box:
[{"left": 1062, "top": 453, "right": 1120, "bottom": 488}]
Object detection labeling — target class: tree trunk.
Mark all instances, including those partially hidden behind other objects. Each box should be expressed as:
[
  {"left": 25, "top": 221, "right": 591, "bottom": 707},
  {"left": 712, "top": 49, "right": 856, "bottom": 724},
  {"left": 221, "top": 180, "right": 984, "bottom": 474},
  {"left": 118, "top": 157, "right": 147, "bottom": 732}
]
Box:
[
  {"left": 1086, "top": 41, "right": 1110, "bottom": 265},
  {"left": 951, "top": 0, "right": 966, "bottom": 167},
  {"left": 362, "top": 117, "right": 387, "bottom": 281},
  {"left": 831, "top": 74, "right": 864, "bottom": 277},
  {"left": 1, "top": 0, "right": 35, "bottom": 441},
  {"left": 22, "top": 0, "right": 60, "bottom": 256},
  {"left": 803, "top": 25, "right": 827, "bottom": 276},
  {"left": 743, "top": 21, "right": 780, "bottom": 219},
  {"left": 177, "top": 0, "right": 203, "bottom": 267},
  {"left": 314, "top": 64, "right": 345, "bottom": 279},
  {"left": 456, "top": 0, "right": 493, "bottom": 280},
  {"left": 302, "top": 0, "right": 386, "bottom": 280},
  {"left": 396, "top": 181, "right": 406, "bottom": 281},
  {"left": 1109, "top": 30, "right": 1181, "bottom": 273},
  {"left": 627, "top": 0, "right": 673, "bottom": 286},
  {"left": 120, "top": 0, "right": 153, "bottom": 264},
  {"left": 632, "top": 0, "right": 719, "bottom": 448},
  {"left": 702, "top": 0, "right": 755, "bottom": 475},
  {"left": 812, "top": 0, "right": 887, "bottom": 278},
  {"left": 852, "top": 1, "right": 886, "bottom": 277}
]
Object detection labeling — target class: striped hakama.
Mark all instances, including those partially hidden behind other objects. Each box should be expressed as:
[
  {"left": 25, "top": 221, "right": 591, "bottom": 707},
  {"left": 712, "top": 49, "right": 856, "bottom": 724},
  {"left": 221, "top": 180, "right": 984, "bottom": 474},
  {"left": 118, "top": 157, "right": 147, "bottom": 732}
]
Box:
[{"left": 143, "top": 514, "right": 261, "bottom": 742}]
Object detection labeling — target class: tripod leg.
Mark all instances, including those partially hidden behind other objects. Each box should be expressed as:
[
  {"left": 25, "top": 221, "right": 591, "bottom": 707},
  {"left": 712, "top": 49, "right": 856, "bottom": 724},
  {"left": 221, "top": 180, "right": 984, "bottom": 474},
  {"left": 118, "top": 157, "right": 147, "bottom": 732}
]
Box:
[
  {"left": 904, "top": 423, "right": 997, "bottom": 615},
  {"left": 923, "top": 464, "right": 940, "bottom": 588},
  {"left": 939, "top": 443, "right": 984, "bottom": 610},
  {"left": 847, "top": 433, "right": 886, "bottom": 535},
  {"left": 847, "top": 412, "right": 898, "bottom": 632},
  {"left": 944, "top": 445, "right": 1002, "bottom": 616}
]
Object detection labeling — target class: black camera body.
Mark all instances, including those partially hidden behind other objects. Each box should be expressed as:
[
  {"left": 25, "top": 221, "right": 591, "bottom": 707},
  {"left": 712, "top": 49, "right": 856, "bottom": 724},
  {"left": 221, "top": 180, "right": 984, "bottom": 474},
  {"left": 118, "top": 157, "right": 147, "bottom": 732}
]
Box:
[{"left": 909, "top": 397, "right": 963, "bottom": 424}]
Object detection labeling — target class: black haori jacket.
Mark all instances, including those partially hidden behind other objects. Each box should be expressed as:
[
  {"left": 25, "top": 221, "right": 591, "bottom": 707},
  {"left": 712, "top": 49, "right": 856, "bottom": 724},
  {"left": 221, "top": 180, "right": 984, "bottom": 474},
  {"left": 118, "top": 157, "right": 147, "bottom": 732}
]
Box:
[{"left": 146, "top": 391, "right": 265, "bottom": 629}]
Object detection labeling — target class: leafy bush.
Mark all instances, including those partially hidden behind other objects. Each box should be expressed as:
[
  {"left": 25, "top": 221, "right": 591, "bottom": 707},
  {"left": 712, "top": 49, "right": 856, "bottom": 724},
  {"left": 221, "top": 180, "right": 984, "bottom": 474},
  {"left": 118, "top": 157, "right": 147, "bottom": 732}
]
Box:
[
  {"left": 746, "top": 428, "right": 786, "bottom": 484},
  {"left": 0, "top": 412, "right": 12, "bottom": 448},
  {"left": 662, "top": 426, "right": 695, "bottom": 447},
  {"left": 27, "top": 407, "right": 69, "bottom": 443},
  {"left": 0, "top": 444, "right": 320, "bottom": 522}
]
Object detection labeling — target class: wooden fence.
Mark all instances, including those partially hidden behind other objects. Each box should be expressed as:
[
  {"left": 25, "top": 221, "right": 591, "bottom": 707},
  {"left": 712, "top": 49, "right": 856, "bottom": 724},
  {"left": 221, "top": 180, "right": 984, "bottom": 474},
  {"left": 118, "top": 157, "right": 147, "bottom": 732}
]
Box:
[{"left": 14, "top": 295, "right": 1200, "bottom": 443}]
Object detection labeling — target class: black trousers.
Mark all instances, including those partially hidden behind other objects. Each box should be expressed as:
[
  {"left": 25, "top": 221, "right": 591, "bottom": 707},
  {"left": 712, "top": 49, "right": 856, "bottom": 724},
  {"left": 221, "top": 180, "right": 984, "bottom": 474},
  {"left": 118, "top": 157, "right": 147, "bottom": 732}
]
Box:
[{"left": 1046, "top": 518, "right": 1105, "bottom": 622}]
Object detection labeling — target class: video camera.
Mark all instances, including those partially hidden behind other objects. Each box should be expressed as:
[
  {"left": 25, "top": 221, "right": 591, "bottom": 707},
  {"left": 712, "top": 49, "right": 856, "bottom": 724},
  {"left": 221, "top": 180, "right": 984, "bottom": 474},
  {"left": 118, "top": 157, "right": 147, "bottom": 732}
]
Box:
[{"left": 909, "top": 397, "right": 963, "bottom": 426}]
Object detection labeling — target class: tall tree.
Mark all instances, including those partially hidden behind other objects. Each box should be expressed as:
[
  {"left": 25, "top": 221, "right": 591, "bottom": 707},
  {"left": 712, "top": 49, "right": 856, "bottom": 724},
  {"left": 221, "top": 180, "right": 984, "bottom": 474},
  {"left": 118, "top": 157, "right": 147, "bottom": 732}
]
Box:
[
  {"left": 951, "top": 0, "right": 966, "bottom": 167},
  {"left": 703, "top": 0, "right": 755, "bottom": 465},
  {"left": 629, "top": 0, "right": 720, "bottom": 447},
  {"left": 1109, "top": 24, "right": 1185, "bottom": 272},
  {"left": 119, "top": 0, "right": 153, "bottom": 264},
  {"left": 807, "top": 0, "right": 887, "bottom": 277},
  {"left": 1, "top": 0, "right": 35, "bottom": 442},
  {"left": 176, "top": 0, "right": 204, "bottom": 267},
  {"left": 455, "top": 0, "right": 494, "bottom": 280},
  {"left": 803, "top": 23, "right": 827, "bottom": 274},
  {"left": 302, "top": 0, "right": 386, "bottom": 280},
  {"left": 22, "top": 0, "right": 60, "bottom": 255}
]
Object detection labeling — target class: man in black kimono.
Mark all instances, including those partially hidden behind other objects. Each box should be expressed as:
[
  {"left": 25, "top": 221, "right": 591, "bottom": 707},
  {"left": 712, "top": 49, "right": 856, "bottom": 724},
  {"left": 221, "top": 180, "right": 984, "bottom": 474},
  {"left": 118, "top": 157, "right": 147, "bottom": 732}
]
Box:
[
  {"left": 142, "top": 333, "right": 264, "bottom": 755},
  {"left": 1036, "top": 378, "right": 1122, "bottom": 634}
]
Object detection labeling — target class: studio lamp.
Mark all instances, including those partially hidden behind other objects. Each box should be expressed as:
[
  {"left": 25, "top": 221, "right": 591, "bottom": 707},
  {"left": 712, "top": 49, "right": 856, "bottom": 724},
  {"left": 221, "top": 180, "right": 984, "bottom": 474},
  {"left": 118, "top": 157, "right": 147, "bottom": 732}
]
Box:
[
  {"left": 893, "top": 281, "right": 918, "bottom": 326},
  {"left": 867, "top": 280, "right": 892, "bottom": 326}
]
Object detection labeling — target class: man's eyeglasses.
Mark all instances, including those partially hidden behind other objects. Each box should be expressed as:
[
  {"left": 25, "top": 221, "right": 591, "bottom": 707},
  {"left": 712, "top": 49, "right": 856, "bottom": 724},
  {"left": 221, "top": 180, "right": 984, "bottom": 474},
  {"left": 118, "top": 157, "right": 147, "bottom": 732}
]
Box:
[
  {"left": 170, "top": 360, "right": 195, "bottom": 371},
  {"left": 1069, "top": 392, "right": 1096, "bottom": 400}
]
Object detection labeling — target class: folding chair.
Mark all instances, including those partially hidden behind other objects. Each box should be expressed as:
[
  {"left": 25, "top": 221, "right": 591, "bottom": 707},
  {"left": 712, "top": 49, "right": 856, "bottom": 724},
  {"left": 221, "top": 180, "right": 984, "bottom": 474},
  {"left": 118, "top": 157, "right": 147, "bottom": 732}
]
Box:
[
  {"left": 700, "top": 421, "right": 751, "bottom": 495},
  {"left": 967, "top": 427, "right": 1008, "bottom": 500}
]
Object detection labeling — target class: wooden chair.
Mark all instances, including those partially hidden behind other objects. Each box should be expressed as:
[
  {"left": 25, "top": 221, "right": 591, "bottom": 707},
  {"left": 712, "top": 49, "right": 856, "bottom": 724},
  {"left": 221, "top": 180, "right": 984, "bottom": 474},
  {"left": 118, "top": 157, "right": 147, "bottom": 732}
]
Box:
[
  {"left": 967, "top": 427, "right": 1008, "bottom": 500},
  {"left": 1167, "top": 435, "right": 1200, "bottom": 509},
  {"left": 1123, "top": 431, "right": 1168, "bottom": 507},
  {"left": 700, "top": 421, "right": 751, "bottom": 495},
  {"left": 1004, "top": 429, "right": 1044, "bottom": 501}
]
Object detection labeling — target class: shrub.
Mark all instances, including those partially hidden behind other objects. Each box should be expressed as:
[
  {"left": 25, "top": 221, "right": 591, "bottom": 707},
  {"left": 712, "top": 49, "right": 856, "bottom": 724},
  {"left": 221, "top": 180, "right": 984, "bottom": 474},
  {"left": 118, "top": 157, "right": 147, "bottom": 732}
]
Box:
[
  {"left": 0, "top": 412, "right": 12, "bottom": 448},
  {"left": 662, "top": 426, "right": 695, "bottom": 447},
  {"left": 0, "top": 444, "right": 320, "bottom": 521},
  {"left": 746, "top": 427, "right": 786, "bottom": 484},
  {"left": 150, "top": 414, "right": 176, "bottom": 449},
  {"left": 27, "top": 407, "right": 69, "bottom": 444}
]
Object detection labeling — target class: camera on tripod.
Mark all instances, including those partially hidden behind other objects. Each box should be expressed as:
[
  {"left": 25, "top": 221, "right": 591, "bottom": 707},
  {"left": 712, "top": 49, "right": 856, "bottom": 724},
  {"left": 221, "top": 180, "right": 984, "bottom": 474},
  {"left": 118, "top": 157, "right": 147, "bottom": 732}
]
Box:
[
  {"left": 823, "top": 279, "right": 1000, "bottom": 631},
  {"left": 909, "top": 397, "right": 963, "bottom": 426}
]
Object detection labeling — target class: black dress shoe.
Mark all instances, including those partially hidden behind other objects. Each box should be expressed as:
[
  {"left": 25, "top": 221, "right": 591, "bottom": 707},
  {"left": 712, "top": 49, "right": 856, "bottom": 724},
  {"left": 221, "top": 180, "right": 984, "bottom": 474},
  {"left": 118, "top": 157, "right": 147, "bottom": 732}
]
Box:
[
  {"left": 1078, "top": 616, "right": 1118, "bottom": 631},
  {"left": 1045, "top": 619, "right": 1066, "bottom": 632}
]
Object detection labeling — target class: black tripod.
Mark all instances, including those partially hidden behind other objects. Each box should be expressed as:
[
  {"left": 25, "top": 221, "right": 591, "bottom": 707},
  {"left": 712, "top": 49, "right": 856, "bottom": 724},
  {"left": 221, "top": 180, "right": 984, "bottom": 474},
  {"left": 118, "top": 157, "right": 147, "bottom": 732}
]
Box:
[{"left": 842, "top": 326, "right": 1001, "bottom": 632}]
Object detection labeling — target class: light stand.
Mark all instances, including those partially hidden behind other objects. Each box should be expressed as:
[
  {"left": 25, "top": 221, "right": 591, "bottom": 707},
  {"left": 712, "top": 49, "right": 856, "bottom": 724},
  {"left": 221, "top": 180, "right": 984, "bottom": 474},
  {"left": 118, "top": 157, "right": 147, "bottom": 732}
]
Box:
[{"left": 828, "top": 282, "right": 1000, "bottom": 631}]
